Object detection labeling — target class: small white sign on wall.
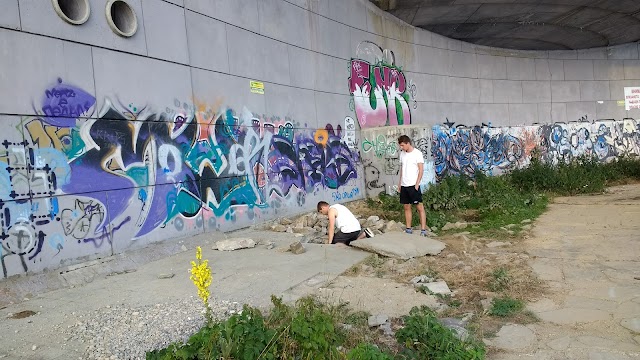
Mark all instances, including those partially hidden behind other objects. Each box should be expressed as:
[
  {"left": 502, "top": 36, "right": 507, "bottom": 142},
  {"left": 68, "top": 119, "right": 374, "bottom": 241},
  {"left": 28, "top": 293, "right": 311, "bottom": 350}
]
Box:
[
  {"left": 624, "top": 87, "right": 640, "bottom": 110},
  {"left": 344, "top": 116, "right": 357, "bottom": 149}
]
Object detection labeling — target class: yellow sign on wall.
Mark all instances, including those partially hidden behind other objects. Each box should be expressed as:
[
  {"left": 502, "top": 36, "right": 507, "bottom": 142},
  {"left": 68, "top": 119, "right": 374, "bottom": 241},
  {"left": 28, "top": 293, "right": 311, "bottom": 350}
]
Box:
[{"left": 250, "top": 80, "right": 264, "bottom": 94}]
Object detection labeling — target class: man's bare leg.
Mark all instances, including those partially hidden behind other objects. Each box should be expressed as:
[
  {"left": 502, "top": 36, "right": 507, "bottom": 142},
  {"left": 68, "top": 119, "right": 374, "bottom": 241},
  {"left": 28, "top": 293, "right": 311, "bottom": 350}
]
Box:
[
  {"left": 404, "top": 204, "right": 412, "bottom": 229},
  {"left": 416, "top": 203, "right": 427, "bottom": 231}
]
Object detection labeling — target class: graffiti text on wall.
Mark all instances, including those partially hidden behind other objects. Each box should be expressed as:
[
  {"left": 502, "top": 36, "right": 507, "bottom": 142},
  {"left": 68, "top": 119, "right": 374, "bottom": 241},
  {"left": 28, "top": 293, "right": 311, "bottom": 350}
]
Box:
[
  {"left": 432, "top": 120, "right": 640, "bottom": 181},
  {"left": 349, "top": 42, "right": 412, "bottom": 129},
  {"left": 0, "top": 79, "right": 360, "bottom": 278}
]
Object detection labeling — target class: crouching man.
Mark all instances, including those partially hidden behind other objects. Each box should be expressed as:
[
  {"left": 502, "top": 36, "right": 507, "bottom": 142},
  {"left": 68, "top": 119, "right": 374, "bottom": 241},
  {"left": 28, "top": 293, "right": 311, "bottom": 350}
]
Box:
[{"left": 317, "top": 201, "right": 374, "bottom": 246}]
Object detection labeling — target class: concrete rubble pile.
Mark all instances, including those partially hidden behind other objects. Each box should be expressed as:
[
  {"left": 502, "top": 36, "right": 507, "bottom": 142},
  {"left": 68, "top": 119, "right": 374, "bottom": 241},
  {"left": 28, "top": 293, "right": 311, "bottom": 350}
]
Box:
[{"left": 257, "top": 212, "right": 407, "bottom": 244}]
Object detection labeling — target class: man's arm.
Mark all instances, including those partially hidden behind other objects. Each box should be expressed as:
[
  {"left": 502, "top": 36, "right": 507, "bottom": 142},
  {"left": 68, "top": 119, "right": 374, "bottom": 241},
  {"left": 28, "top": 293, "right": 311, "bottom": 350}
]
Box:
[
  {"left": 398, "top": 154, "right": 403, "bottom": 191},
  {"left": 415, "top": 162, "right": 424, "bottom": 190},
  {"left": 326, "top": 208, "right": 336, "bottom": 244}
]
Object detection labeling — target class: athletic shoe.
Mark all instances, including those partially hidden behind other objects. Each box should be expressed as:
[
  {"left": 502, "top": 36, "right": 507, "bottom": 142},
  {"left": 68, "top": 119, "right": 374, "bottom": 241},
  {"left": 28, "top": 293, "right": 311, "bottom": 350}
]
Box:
[
  {"left": 405, "top": 228, "right": 413, "bottom": 234},
  {"left": 364, "top": 228, "right": 374, "bottom": 238},
  {"left": 420, "top": 229, "right": 436, "bottom": 237}
]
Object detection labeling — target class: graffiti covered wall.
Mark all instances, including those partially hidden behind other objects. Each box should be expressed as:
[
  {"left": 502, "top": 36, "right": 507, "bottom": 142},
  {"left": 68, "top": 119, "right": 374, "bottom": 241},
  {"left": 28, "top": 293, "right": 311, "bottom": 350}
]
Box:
[
  {"left": 360, "top": 126, "right": 435, "bottom": 197},
  {"left": 362, "top": 119, "right": 640, "bottom": 197},
  {"left": 0, "top": 79, "right": 361, "bottom": 279},
  {"left": 349, "top": 42, "right": 416, "bottom": 129}
]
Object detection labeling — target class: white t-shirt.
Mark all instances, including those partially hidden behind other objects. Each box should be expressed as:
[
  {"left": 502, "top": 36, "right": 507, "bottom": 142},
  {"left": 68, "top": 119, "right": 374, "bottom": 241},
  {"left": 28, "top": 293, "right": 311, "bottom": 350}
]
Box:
[
  {"left": 329, "top": 204, "right": 361, "bottom": 233},
  {"left": 399, "top": 149, "right": 424, "bottom": 187}
]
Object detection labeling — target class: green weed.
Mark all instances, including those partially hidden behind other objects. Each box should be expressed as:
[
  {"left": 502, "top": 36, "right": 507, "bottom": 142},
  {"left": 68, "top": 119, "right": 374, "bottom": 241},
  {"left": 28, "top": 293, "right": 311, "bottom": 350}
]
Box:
[
  {"left": 347, "top": 343, "right": 394, "bottom": 360},
  {"left": 489, "top": 297, "right": 524, "bottom": 317},
  {"left": 396, "top": 306, "right": 485, "bottom": 360}
]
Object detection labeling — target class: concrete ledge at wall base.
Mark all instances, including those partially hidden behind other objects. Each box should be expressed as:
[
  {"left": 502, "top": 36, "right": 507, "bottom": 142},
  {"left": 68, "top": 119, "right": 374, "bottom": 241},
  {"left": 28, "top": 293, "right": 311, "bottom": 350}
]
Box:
[{"left": 0, "top": 230, "right": 229, "bottom": 308}]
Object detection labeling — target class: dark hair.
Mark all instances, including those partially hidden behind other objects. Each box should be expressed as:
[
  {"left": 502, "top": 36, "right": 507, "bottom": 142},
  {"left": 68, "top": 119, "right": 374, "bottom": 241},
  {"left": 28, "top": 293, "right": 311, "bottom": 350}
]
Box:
[
  {"left": 317, "top": 201, "right": 329, "bottom": 212},
  {"left": 398, "top": 135, "right": 411, "bottom": 145}
]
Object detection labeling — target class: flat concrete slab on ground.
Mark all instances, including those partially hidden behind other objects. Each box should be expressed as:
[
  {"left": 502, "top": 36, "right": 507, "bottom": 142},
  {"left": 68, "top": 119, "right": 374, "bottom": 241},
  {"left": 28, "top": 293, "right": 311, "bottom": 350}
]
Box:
[{"left": 350, "top": 232, "right": 446, "bottom": 259}]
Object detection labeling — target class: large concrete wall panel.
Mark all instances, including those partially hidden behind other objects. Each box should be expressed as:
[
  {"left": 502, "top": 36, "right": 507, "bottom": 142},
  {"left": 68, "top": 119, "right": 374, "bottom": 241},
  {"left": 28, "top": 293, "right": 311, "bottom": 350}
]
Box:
[
  {"left": 185, "top": 11, "right": 230, "bottom": 73},
  {"left": 19, "top": 0, "right": 148, "bottom": 56},
  {"left": 184, "top": 0, "right": 260, "bottom": 33},
  {"left": 0, "top": 29, "right": 95, "bottom": 116},
  {"left": 92, "top": 48, "right": 192, "bottom": 112},
  {"left": 142, "top": 0, "right": 189, "bottom": 64},
  {"left": 0, "top": 0, "right": 20, "bottom": 30}
]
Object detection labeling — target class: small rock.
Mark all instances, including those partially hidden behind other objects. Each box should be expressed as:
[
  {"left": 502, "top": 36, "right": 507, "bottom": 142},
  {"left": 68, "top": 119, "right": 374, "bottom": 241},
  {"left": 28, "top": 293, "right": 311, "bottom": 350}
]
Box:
[
  {"left": 180, "top": 245, "right": 187, "bottom": 252},
  {"left": 265, "top": 242, "right": 275, "bottom": 250},
  {"left": 380, "top": 322, "right": 394, "bottom": 336},
  {"left": 481, "top": 298, "right": 493, "bottom": 312},
  {"left": 366, "top": 215, "right": 380, "bottom": 224},
  {"left": 410, "top": 275, "right": 434, "bottom": 285},
  {"left": 442, "top": 222, "right": 468, "bottom": 231},
  {"left": 486, "top": 241, "right": 511, "bottom": 248},
  {"left": 216, "top": 238, "right": 256, "bottom": 251},
  {"left": 368, "top": 314, "right": 388, "bottom": 327},
  {"left": 373, "top": 219, "right": 386, "bottom": 230},
  {"left": 32, "top": 345, "right": 37, "bottom": 351},
  {"left": 280, "top": 218, "right": 293, "bottom": 225},
  {"left": 440, "top": 318, "right": 469, "bottom": 341},
  {"left": 424, "top": 281, "right": 451, "bottom": 295},
  {"left": 504, "top": 224, "right": 517, "bottom": 229},
  {"left": 286, "top": 226, "right": 294, "bottom": 233},
  {"left": 521, "top": 224, "right": 533, "bottom": 231},
  {"left": 292, "top": 227, "right": 315, "bottom": 235},
  {"left": 271, "top": 224, "right": 287, "bottom": 232},
  {"left": 446, "top": 253, "right": 459, "bottom": 259},
  {"left": 157, "top": 273, "right": 175, "bottom": 279},
  {"left": 290, "top": 241, "right": 306, "bottom": 255},
  {"left": 382, "top": 220, "right": 400, "bottom": 233},
  {"left": 521, "top": 219, "right": 531, "bottom": 224}
]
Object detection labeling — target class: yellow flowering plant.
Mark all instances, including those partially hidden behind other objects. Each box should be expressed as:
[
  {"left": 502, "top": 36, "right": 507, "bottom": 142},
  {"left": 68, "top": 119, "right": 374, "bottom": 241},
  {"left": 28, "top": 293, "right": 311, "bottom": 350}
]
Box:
[{"left": 190, "top": 246, "right": 213, "bottom": 323}]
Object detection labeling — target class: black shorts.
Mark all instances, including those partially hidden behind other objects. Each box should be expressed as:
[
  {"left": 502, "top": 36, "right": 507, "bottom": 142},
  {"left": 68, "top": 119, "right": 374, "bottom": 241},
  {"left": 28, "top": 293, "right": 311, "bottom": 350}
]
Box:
[
  {"left": 400, "top": 186, "right": 422, "bottom": 204},
  {"left": 333, "top": 230, "right": 361, "bottom": 245}
]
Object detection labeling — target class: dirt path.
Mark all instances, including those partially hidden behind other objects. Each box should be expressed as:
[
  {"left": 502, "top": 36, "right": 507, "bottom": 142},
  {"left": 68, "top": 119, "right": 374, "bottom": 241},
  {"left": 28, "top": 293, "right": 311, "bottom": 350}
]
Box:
[{"left": 492, "top": 184, "right": 640, "bottom": 359}]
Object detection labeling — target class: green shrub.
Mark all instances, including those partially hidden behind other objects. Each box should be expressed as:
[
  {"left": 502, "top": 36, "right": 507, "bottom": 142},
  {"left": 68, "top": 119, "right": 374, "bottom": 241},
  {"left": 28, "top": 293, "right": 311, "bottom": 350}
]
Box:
[
  {"left": 395, "top": 306, "right": 485, "bottom": 360},
  {"left": 347, "top": 343, "right": 394, "bottom": 360}
]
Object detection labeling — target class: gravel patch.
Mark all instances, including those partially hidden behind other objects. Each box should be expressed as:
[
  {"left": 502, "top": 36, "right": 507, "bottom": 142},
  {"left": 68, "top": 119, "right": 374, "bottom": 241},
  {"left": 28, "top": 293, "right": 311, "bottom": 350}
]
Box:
[{"left": 65, "top": 297, "right": 243, "bottom": 360}]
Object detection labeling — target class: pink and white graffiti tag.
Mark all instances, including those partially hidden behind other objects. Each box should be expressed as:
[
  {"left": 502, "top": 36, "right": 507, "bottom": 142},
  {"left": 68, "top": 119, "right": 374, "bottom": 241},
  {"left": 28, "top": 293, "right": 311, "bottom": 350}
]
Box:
[{"left": 349, "top": 59, "right": 411, "bottom": 128}]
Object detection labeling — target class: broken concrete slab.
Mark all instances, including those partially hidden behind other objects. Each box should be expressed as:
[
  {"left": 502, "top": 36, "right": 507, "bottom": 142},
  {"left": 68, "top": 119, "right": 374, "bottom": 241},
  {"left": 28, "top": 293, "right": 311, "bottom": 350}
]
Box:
[
  {"left": 350, "top": 233, "right": 446, "bottom": 260},
  {"left": 368, "top": 314, "right": 388, "bottom": 327},
  {"left": 424, "top": 281, "right": 451, "bottom": 295},
  {"left": 492, "top": 324, "right": 536, "bottom": 350},
  {"left": 620, "top": 318, "right": 640, "bottom": 333},
  {"left": 215, "top": 238, "right": 256, "bottom": 251}
]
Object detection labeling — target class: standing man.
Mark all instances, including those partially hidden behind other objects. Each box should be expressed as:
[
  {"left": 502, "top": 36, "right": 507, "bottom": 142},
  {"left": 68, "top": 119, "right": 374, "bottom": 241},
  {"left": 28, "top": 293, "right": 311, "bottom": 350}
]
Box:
[
  {"left": 397, "top": 135, "right": 429, "bottom": 236},
  {"left": 317, "top": 201, "right": 373, "bottom": 246}
]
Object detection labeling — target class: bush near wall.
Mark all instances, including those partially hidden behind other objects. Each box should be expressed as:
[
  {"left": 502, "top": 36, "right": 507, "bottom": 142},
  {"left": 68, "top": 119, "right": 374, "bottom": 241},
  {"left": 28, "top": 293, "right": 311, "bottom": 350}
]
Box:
[{"left": 370, "top": 155, "right": 640, "bottom": 231}]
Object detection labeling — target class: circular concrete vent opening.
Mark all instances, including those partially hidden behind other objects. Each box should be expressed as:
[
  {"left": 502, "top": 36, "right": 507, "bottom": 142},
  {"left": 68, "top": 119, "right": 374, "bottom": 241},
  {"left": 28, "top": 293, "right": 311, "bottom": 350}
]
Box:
[
  {"left": 52, "top": 0, "right": 90, "bottom": 25},
  {"left": 106, "top": 0, "right": 137, "bottom": 37}
]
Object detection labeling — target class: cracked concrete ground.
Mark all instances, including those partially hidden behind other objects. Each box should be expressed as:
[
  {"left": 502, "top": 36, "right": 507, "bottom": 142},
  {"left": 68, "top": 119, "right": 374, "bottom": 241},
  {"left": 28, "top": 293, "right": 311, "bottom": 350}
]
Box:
[
  {"left": 0, "top": 230, "right": 368, "bottom": 359},
  {"left": 492, "top": 184, "right": 640, "bottom": 359}
]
